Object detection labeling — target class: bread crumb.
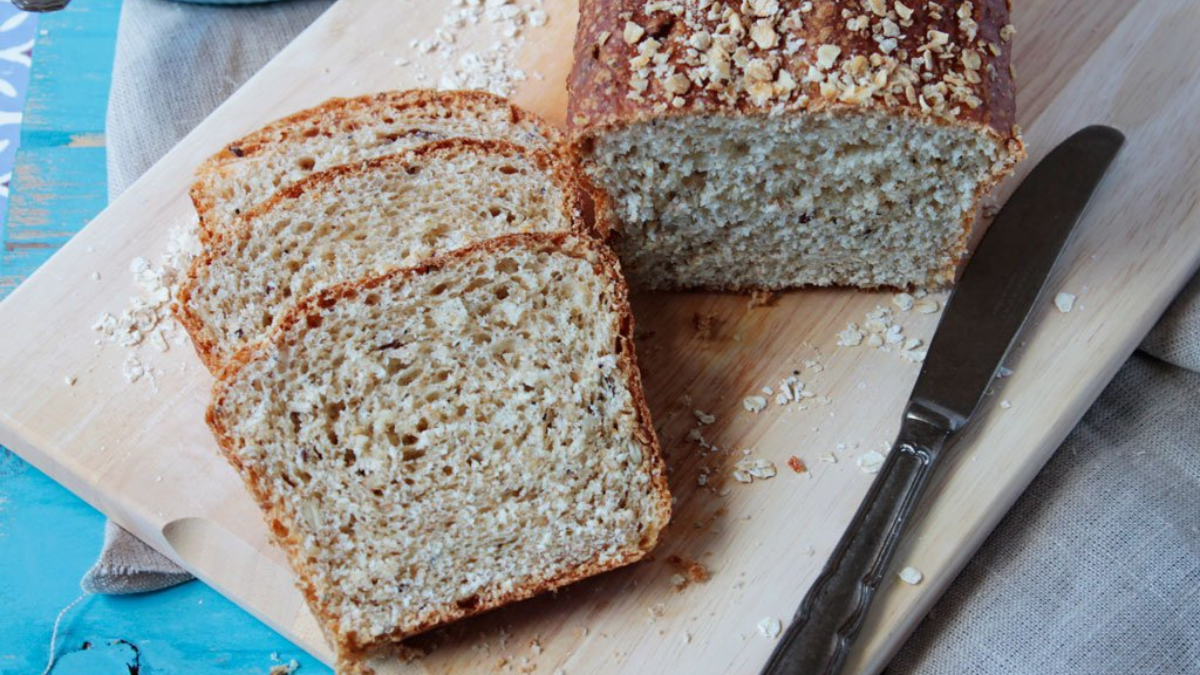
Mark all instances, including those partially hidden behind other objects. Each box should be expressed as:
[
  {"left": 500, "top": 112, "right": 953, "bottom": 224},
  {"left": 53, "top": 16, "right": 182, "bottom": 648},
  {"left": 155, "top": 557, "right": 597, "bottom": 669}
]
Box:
[
  {"left": 694, "top": 410, "right": 716, "bottom": 425},
  {"left": 757, "top": 617, "right": 783, "bottom": 639},
  {"left": 819, "top": 452, "right": 837, "bottom": 463},
  {"left": 91, "top": 271, "right": 101, "bottom": 281},
  {"left": 893, "top": 293, "right": 914, "bottom": 311},
  {"left": 897, "top": 566, "right": 924, "bottom": 585},
  {"left": 857, "top": 450, "right": 886, "bottom": 474},
  {"left": 997, "top": 366, "right": 1013, "bottom": 378},
  {"left": 748, "top": 289, "right": 778, "bottom": 308},
  {"left": 64, "top": 376, "right": 76, "bottom": 386},
  {"left": 667, "top": 555, "right": 711, "bottom": 589},
  {"left": 1054, "top": 292, "right": 1076, "bottom": 313},
  {"left": 692, "top": 312, "right": 717, "bottom": 339},
  {"left": 999, "top": 399, "right": 1012, "bottom": 409},
  {"left": 786, "top": 456, "right": 807, "bottom": 474}
]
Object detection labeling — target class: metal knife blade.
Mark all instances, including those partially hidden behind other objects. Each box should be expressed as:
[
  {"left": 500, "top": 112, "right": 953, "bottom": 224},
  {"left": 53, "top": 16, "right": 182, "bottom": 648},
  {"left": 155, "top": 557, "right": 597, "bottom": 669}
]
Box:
[
  {"left": 760, "top": 125, "right": 1125, "bottom": 675},
  {"left": 910, "top": 124, "right": 1126, "bottom": 431}
]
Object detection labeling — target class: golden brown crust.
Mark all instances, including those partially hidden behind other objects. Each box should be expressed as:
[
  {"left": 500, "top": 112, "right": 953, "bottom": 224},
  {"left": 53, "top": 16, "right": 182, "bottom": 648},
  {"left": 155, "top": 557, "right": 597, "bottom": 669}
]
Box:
[
  {"left": 567, "top": 0, "right": 1024, "bottom": 145},
  {"left": 190, "top": 89, "right": 571, "bottom": 242},
  {"left": 207, "top": 232, "right": 671, "bottom": 658},
  {"left": 173, "top": 138, "right": 594, "bottom": 377}
]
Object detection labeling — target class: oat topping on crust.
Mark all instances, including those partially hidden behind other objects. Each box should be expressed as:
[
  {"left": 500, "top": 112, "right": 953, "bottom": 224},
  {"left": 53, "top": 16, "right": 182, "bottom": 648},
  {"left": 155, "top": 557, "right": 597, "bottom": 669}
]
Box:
[{"left": 573, "top": 0, "right": 1019, "bottom": 131}]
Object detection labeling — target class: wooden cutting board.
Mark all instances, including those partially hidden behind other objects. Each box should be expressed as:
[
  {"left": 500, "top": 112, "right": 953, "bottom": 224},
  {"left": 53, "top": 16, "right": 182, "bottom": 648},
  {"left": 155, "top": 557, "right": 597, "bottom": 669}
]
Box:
[{"left": 1, "top": 0, "right": 1198, "bottom": 673}]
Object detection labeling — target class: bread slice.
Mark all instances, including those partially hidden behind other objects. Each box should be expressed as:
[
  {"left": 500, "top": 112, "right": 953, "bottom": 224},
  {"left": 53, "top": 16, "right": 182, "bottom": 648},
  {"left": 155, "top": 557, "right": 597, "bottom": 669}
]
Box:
[
  {"left": 207, "top": 233, "right": 671, "bottom": 667},
  {"left": 567, "top": 0, "right": 1026, "bottom": 290},
  {"left": 176, "top": 139, "right": 582, "bottom": 374},
  {"left": 191, "top": 90, "right": 565, "bottom": 242}
]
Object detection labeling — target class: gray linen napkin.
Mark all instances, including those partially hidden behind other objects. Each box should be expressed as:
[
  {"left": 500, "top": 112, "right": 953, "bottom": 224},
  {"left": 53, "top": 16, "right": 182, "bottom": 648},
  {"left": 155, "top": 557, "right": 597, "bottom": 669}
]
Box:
[{"left": 88, "top": 2, "right": 1200, "bottom": 673}]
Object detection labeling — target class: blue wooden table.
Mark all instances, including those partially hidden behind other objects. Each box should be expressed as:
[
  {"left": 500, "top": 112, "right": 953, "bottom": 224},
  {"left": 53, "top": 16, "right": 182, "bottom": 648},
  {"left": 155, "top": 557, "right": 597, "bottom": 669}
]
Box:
[{"left": 0, "top": 2, "right": 328, "bottom": 673}]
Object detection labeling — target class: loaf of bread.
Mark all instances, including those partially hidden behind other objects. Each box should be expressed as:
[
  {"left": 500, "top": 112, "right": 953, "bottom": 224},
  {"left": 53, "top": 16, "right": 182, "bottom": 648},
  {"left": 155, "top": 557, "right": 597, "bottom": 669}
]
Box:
[
  {"left": 176, "top": 139, "right": 582, "bottom": 374},
  {"left": 191, "top": 90, "right": 565, "bottom": 242},
  {"left": 207, "top": 233, "right": 671, "bottom": 668},
  {"left": 568, "top": 0, "right": 1026, "bottom": 290}
]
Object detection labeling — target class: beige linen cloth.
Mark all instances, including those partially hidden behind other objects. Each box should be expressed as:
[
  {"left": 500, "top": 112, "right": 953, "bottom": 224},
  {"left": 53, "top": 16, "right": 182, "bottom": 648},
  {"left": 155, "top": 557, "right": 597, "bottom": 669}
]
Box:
[{"left": 86, "top": 1, "right": 1200, "bottom": 671}]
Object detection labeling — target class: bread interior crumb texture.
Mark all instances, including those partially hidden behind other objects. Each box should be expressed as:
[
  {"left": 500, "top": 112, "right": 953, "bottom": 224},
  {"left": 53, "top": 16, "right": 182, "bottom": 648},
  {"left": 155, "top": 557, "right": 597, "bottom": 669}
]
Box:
[
  {"left": 586, "top": 111, "right": 1011, "bottom": 289},
  {"left": 185, "top": 143, "right": 574, "bottom": 368},
  {"left": 213, "top": 243, "right": 664, "bottom": 649}
]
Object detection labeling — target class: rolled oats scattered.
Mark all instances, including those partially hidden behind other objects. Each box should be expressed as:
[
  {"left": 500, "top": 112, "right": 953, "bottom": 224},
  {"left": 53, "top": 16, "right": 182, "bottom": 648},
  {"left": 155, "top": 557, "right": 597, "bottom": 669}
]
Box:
[
  {"left": 757, "top": 617, "right": 783, "bottom": 639},
  {"left": 857, "top": 450, "right": 886, "bottom": 474},
  {"left": 735, "top": 458, "right": 778, "bottom": 482},
  {"left": 913, "top": 298, "right": 940, "bottom": 314},
  {"left": 743, "top": 396, "right": 768, "bottom": 413},
  {"left": 837, "top": 323, "right": 865, "bottom": 347}
]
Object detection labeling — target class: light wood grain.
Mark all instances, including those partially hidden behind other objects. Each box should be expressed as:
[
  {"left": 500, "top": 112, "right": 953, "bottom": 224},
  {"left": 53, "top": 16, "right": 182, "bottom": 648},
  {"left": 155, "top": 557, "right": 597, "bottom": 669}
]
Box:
[{"left": 0, "top": 1, "right": 1198, "bottom": 673}]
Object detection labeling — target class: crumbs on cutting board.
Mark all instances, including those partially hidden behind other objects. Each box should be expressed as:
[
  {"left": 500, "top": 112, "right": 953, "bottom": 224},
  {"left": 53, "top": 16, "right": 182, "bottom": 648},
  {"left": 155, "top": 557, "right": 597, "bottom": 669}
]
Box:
[
  {"left": 667, "top": 554, "right": 711, "bottom": 590},
  {"left": 1054, "top": 292, "right": 1076, "bottom": 313},
  {"left": 786, "top": 455, "right": 808, "bottom": 475},
  {"left": 748, "top": 289, "right": 779, "bottom": 308},
  {"left": 397, "top": 0, "right": 550, "bottom": 96}
]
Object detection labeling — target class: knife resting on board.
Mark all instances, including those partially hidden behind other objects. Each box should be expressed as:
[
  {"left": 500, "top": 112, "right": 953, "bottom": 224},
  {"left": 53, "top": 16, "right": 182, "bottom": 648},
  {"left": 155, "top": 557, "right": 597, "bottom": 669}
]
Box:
[{"left": 760, "top": 125, "right": 1126, "bottom": 675}]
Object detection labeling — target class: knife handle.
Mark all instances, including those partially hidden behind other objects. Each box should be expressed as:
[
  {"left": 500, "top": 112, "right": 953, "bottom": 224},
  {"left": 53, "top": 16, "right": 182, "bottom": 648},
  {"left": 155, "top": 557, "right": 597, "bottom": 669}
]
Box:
[{"left": 761, "top": 411, "right": 949, "bottom": 675}]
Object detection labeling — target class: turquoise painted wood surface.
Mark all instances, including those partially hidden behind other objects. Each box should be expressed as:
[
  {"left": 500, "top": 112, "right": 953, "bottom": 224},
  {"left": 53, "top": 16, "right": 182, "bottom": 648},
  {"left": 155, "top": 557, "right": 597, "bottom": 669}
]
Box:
[{"left": 0, "top": 2, "right": 328, "bottom": 673}]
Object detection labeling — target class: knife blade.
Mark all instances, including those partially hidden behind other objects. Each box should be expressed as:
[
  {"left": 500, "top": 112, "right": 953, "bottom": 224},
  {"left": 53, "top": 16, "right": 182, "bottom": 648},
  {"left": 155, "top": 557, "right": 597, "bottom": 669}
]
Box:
[{"left": 760, "top": 125, "right": 1125, "bottom": 675}]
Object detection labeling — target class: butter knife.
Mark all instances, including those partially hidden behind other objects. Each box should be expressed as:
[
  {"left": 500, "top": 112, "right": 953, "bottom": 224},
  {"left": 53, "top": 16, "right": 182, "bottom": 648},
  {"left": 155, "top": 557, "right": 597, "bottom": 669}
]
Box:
[{"left": 760, "top": 125, "right": 1125, "bottom": 675}]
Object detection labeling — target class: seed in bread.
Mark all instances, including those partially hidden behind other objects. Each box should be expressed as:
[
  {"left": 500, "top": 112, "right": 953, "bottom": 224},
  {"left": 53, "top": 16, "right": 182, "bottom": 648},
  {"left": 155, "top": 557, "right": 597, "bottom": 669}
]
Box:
[
  {"left": 207, "top": 233, "right": 671, "bottom": 668},
  {"left": 568, "top": 0, "right": 1026, "bottom": 290},
  {"left": 191, "top": 90, "right": 565, "bottom": 242},
  {"left": 175, "top": 139, "right": 582, "bottom": 374}
]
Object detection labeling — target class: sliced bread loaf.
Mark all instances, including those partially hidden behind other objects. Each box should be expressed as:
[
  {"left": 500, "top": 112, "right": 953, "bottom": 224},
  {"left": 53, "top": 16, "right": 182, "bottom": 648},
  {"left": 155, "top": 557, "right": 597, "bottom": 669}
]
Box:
[
  {"left": 207, "top": 233, "right": 671, "bottom": 667},
  {"left": 568, "top": 0, "right": 1026, "bottom": 290},
  {"left": 175, "top": 139, "right": 582, "bottom": 374},
  {"left": 191, "top": 90, "right": 565, "bottom": 242}
]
